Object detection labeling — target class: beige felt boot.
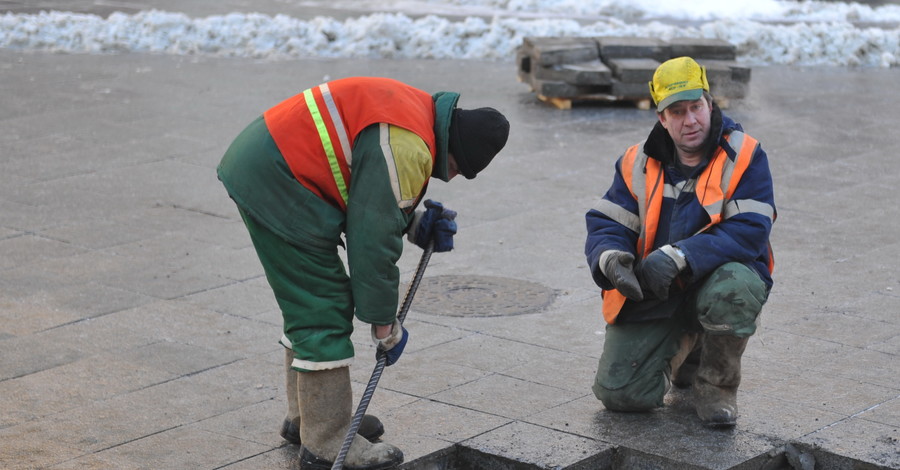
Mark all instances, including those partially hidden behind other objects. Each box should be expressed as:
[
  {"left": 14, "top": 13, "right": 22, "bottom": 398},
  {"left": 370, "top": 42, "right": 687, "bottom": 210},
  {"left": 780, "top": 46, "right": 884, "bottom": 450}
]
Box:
[
  {"left": 280, "top": 349, "right": 385, "bottom": 446},
  {"left": 297, "top": 367, "right": 403, "bottom": 470},
  {"left": 280, "top": 347, "right": 303, "bottom": 444},
  {"left": 693, "top": 334, "right": 749, "bottom": 428}
]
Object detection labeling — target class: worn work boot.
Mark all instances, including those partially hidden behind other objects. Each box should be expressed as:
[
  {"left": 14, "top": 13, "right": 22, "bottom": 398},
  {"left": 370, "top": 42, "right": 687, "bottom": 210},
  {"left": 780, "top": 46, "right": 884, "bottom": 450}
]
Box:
[
  {"left": 693, "top": 334, "right": 749, "bottom": 428},
  {"left": 669, "top": 332, "right": 701, "bottom": 389},
  {"left": 280, "top": 349, "right": 386, "bottom": 446},
  {"left": 297, "top": 367, "right": 403, "bottom": 470}
]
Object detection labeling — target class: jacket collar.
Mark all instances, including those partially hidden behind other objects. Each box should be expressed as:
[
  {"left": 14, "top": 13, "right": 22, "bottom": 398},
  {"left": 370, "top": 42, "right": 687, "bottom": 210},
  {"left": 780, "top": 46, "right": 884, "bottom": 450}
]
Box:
[{"left": 431, "top": 91, "right": 460, "bottom": 182}]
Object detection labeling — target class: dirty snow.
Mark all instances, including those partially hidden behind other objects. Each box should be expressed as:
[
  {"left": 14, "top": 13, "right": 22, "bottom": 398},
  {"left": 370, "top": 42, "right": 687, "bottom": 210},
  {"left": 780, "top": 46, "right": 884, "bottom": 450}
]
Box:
[{"left": 1, "top": 0, "right": 899, "bottom": 66}]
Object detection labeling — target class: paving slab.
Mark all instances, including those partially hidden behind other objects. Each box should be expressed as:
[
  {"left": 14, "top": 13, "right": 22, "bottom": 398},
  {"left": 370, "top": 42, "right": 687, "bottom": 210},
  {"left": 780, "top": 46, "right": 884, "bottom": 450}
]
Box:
[{"left": 0, "top": 11, "right": 899, "bottom": 470}]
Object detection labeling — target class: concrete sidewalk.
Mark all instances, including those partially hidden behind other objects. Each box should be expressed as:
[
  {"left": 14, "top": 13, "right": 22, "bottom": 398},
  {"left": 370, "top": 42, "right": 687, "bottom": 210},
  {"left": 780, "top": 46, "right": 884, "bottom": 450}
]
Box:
[{"left": 0, "top": 37, "right": 898, "bottom": 470}]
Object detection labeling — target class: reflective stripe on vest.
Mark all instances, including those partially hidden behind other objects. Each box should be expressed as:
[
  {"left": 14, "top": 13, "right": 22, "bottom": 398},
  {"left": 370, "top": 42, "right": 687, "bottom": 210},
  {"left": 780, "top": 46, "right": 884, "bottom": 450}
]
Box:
[
  {"left": 600, "top": 131, "right": 769, "bottom": 324},
  {"left": 303, "top": 83, "right": 353, "bottom": 206},
  {"left": 265, "top": 77, "right": 438, "bottom": 212}
]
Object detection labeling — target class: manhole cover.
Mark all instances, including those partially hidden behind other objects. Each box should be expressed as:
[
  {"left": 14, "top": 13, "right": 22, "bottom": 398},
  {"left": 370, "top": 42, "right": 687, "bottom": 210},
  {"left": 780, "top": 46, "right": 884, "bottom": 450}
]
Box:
[{"left": 408, "top": 275, "right": 557, "bottom": 317}]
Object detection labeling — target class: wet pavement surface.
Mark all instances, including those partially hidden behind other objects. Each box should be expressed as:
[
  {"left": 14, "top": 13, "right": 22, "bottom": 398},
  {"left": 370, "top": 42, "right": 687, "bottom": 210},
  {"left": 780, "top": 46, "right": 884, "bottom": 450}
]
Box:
[{"left": 1, "top": 2, "right": 899, "bottom": 469}]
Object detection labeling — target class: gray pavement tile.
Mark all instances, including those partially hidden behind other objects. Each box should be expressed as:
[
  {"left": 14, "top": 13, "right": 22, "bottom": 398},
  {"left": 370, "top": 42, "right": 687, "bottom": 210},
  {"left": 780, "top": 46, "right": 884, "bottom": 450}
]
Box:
[
  {"left": 761, "top": 310, "right": 899, "bottom": 349},
  {"left": 386, "top": 398, "right": 512, "bottom": 445},
  {"left": 137, "top": 204, "right": 251, "bottom": 249},
  {"left": 501, "top": 348, "right": 598, "bottom": 394},
  {"left": 721, "top": 393, "right": 848, "bottom": 442},
  {"left": 0, "top": 351, "right": 173, "bottom": 429},
  {"left": 374, "top": 353, "right": 492, "bottom": 398},
  {"left": 857, "top": 396, "right": 900, "bottom": 428},
  {"left": 523, "top": 394, "right": 610, "bottom": 437},
  {"left": 116, "top": 340, "right": 245, "bottom": 377},
  {"left": 0, "top": 430, "right": 84, "bottom": 470},
  {"left": 86, "top": 245, "right": 241, "bottom": 300},
  {"left": 194, "top": 398, "right": 285, "bottom": 447},
  {"left": 216, "top": 448, "right": 296, "bottom": 470},
  {"left": 37, "top": 216, "right": 166, "bottom": 251},
  {"left": 15, "top": 357, "right": 279, "bottom": 455},
  {"left": 350, "top": 383, "right": 421, "bottom": 417},
  {"left": 0, "top": 233, "right": 87, "bottom": 271},
  {"left": 458, "top": 421, "right": 614, "bottom": 469},
  {"left": 797, "top": 417, "right": 900, "bottom": 469},
  {"left": 411, "top": 333, "right": 560, "bottom": 374},
  {"left": 869, "top": 333, "right": 900, "bottom": 356},
  {"left": 428, "top": 373, "right": 584, "bottom": 420},
  {"left": 0, "top": 294, "right": 84, "bottom": 337},
  {"left": 90, "top": 425, "right": 271, "bottom": 469},
  {"left": 175, "top": 279, "right": 276, "bottom": 319},
  {"left": 751, "top": 367, "right": 897, "bottom": 417},
  {"left": 525, "top": 391, "right": 781, "bottom": 468},
  {"left": 824, "top": 347, "right": 900, "bottom": 390},
  {"left": 89, "top": 300, "right": 280, "bottom": 356},
  {"left": 0, "top": 334, "right": 84, "bottom": 380},
  {"left": 388, "top": 318, "right": 475, "bottom": 354},
  {"left": 742, "top": 327, "right": 848, "bottom": 373}
]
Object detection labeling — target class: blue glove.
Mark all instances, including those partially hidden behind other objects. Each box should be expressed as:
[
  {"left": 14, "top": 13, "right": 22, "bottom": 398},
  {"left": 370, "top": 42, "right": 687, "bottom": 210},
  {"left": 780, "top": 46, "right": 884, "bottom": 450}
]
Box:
[
  {"left": 380, "top": 327, "right": 408, "bottom": 367},
  {"left": 414, "top": 200, "right": 457, "bottom": 252}
]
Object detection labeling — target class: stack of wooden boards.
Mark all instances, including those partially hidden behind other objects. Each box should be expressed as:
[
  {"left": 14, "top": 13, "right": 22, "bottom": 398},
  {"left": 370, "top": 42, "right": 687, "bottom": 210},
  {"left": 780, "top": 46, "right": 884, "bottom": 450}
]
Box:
[{"left": 516, "top": 36, "right": 750, "bottom": 109}]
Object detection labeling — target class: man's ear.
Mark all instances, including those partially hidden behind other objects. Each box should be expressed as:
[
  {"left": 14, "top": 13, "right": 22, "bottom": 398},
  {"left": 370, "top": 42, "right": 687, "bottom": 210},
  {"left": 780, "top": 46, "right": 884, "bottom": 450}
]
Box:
[{"left": 657, "top": 111, "right": 667, "bottom": 129}]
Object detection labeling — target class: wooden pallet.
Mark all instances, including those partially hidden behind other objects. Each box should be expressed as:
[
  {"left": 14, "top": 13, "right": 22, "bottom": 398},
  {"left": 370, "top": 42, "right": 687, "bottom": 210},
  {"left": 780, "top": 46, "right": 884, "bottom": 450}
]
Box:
[
  {"left": 518, "top": 36, "right": 749, "bottom": 110},
  {"left": 537, "top": 93, "right": 651, "bottom": 110}
]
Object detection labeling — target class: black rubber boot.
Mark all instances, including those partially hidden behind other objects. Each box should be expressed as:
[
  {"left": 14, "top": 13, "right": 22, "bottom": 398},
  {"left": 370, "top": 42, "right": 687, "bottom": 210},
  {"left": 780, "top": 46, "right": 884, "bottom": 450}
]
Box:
[{"left": 693, "top": 334, "right": 749, "bottom": 428}]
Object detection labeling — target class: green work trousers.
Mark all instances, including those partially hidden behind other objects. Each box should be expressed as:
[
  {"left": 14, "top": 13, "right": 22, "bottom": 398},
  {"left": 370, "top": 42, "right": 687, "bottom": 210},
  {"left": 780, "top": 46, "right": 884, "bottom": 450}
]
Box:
[
  {"left": 593, "top": 262, "right": 768, "bottom": 411},
  {"left": 239, "top": 208, "right": 356, "bottom": 372}
]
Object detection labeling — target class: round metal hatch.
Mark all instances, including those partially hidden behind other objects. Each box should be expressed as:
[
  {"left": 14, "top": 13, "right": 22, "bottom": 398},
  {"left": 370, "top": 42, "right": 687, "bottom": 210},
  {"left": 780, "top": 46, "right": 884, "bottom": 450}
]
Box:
[{"left": 408, "top": 275, "right": 558, "bottom": 317}]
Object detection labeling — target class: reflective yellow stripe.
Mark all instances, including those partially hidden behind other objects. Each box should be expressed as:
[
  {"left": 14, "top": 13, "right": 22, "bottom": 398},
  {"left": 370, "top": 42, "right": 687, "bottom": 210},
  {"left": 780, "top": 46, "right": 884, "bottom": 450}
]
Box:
[{"left": 303, "top": 88, "right": 349, "bottom": 205}]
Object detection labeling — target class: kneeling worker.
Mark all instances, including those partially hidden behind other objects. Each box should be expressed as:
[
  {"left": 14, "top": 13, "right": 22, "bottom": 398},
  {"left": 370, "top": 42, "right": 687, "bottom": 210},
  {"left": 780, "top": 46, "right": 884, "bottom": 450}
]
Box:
[{"left": 584, "top": 57, "right": 775, "bottom": 427}]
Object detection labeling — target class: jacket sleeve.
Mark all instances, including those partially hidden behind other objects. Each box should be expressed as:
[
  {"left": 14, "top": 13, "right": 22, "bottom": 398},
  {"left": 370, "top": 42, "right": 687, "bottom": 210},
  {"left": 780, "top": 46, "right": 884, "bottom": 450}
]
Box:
[
  {"left": 585, "top": 156, "right": 641, "bottom": 290},
  {"left": 677, "top": 144, "right": 776, "bottom": 283},
  {"left": 345, "top": 124, "right": 432, "bottom": 326}
]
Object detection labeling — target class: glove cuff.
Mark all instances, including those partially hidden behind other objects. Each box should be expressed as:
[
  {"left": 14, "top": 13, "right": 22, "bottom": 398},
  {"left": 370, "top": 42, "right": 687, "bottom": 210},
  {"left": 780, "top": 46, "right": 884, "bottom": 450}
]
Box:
[
  {"left": 405, "top": 210, "right": 425, "bottom": 244},
  {"left": 660, "top": 244, "right": 688, "bottom": 272},
  {"left": 371, "top": 319, "right": 403, "bottom": 351},
  {"left": 599, "top": 250, "right": 630, "bottom": 278}
]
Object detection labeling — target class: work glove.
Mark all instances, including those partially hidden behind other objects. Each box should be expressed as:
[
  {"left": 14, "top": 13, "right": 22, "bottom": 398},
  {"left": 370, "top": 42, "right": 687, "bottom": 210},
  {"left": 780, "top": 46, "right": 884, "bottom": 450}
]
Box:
[
  {"left": 636, "top": 245, "right": 688, "bottom": 301},
  {"left": 409, "top": 199, "right": 457, "bottom": 252},
  {"left": 599, "top": 250, "right": 643, "bottom": 301},
  {"left": 372, "top": 319, "right": 408, "bottom": 367}
]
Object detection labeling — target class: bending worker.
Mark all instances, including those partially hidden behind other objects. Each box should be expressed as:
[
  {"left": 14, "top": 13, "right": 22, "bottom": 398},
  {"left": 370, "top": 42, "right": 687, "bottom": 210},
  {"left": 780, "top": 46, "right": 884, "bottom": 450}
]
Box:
[
  {"left": 217, "top": 76, "right": 509, "bottom": 469},
  {"left": 584, "top": 57, "right": 775, "bottom": 427}
]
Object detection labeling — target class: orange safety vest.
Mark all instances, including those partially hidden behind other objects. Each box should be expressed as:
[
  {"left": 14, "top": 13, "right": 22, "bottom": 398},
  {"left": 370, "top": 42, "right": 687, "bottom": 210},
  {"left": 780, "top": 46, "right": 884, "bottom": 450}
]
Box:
[
  {"left": 263, "top": 77, "right": 437, "bottom": 210},
  {"left": 601, "top": 131, "right": 774, "bottom": 324}
]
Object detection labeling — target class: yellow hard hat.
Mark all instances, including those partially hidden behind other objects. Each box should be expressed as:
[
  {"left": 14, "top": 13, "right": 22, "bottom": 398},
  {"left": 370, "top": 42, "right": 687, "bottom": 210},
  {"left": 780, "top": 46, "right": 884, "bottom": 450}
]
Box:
[{"left": 648, "top": 56, "right": 709, "bottom": 112}]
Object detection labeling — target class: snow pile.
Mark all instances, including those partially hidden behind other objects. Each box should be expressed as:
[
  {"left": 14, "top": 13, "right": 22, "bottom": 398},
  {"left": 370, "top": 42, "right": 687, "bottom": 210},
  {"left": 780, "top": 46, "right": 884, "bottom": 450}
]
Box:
[
  {"left": 0, "top": 6, "right": 899, "bottom": 67},
  {"left": 417, "top": 0, "right": 900, "bottom": 23}
]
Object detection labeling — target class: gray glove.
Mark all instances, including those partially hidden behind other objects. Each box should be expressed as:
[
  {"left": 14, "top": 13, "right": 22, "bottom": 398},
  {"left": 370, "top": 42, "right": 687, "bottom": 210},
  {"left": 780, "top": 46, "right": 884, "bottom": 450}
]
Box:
[
  {"left": 599, "top": 250, "right": 643, "bottom": 301},
  {"left": 636, "top": 245, "right": 688, "bottom": 300}
]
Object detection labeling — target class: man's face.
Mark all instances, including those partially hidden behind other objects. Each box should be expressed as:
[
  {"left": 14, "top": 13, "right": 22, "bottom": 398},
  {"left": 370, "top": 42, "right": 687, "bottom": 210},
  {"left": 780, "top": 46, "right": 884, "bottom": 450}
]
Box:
[{"left": 658, "top": 97, "right": 711, "bottom": 159}]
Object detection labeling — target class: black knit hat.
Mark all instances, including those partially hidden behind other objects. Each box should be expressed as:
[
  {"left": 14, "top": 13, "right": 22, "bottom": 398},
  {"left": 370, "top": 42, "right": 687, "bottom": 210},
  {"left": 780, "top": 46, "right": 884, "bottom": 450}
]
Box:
[{"left": 448, "top": 107, "right": 510, "bottom": 179}]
